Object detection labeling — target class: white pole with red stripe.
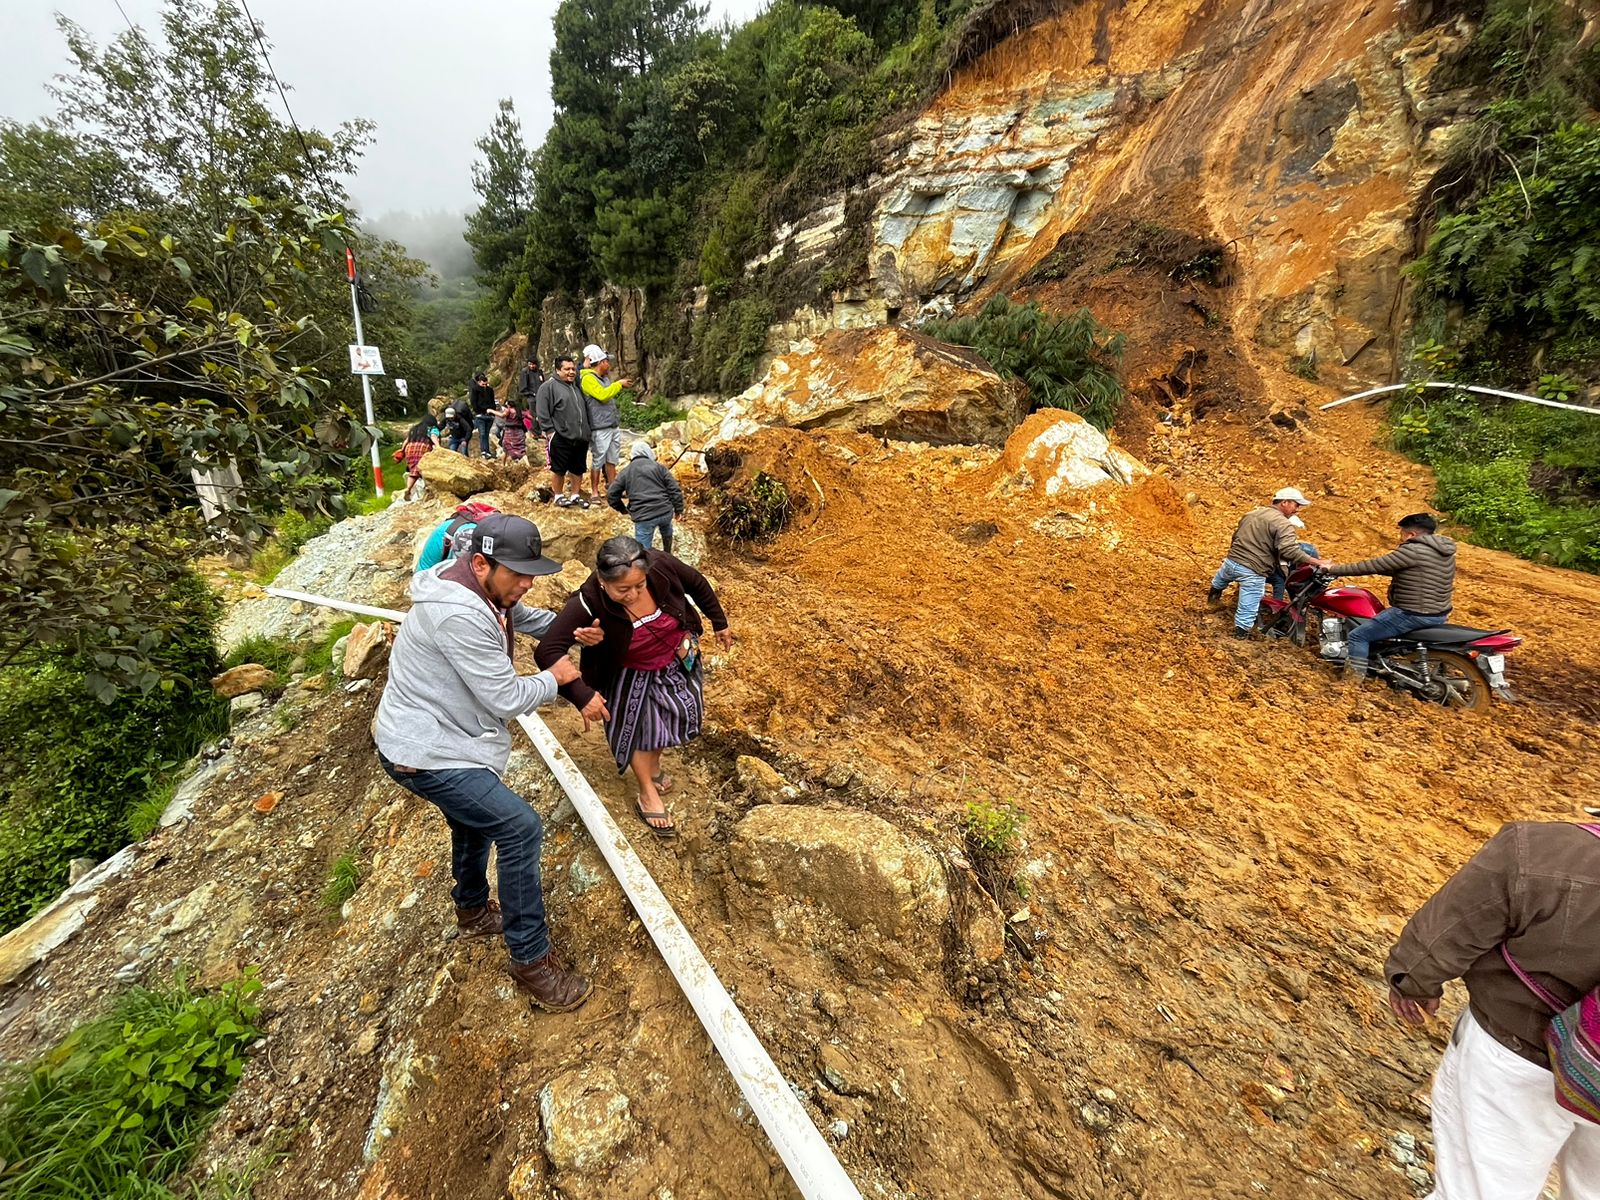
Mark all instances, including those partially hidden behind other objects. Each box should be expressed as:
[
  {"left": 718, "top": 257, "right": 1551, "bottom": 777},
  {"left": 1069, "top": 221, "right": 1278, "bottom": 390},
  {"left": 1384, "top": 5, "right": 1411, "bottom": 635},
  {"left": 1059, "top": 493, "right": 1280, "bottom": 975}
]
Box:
[{"left": 346, "top": 247, "right": 384, "bottom": 497}]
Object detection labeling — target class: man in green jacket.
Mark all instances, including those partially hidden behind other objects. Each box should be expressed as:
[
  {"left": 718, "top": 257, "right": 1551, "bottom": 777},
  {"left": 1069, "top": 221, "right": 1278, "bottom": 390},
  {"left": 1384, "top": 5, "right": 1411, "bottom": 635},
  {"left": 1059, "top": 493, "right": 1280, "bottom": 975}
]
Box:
[
  {"left": 1325, "top": 512, "right": 1457, "bottom": 678},
  {"left": 580, "top": 344, "right": 633, "bottom": 503}
]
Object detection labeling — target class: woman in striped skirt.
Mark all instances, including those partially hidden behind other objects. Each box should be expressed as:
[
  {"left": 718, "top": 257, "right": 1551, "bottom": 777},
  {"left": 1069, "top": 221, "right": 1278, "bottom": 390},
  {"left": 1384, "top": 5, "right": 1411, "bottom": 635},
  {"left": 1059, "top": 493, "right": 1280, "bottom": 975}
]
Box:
[{"left": 535, "top": 536, "right": 733, "bottom": 837}]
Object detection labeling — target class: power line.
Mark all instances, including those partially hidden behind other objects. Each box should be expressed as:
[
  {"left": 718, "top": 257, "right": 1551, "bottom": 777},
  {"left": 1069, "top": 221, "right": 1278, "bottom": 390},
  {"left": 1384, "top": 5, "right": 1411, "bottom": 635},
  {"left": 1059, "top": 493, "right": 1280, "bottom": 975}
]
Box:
[
  {"left": 235, "top": 0, "right": 345, "bottom": 220},
  {"left": 110, "top": 0, "right": 139, "bottom": 37}
]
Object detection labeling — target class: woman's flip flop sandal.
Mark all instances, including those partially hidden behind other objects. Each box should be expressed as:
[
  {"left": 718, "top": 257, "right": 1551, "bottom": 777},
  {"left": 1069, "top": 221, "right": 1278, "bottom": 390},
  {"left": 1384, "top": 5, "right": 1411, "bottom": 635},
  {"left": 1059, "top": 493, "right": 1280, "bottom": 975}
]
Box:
[
  {"left": 654, "top": 773, "right": 676, "bottom": 795},
  {"left": 635, "top": 800, "right": 678, "bottom": 839}
]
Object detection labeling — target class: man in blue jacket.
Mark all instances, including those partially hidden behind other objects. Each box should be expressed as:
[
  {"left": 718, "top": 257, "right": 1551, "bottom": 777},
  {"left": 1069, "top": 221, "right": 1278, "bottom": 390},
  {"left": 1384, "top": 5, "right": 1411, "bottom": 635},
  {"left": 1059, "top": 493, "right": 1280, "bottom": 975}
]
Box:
[{"left": 374, "top": 514, "right": 602, "bottom": 1012}]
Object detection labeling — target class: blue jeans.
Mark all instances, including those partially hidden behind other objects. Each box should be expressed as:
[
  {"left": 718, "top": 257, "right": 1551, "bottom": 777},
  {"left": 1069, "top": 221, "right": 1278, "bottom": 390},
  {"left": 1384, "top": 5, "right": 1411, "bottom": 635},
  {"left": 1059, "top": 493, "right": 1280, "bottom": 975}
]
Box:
[
  {"left": 449, "top": 435, "right": 468, "bottom": 454},
  {"left": 1211, "top": 558, "right": 1266, "bottom": 631},
  {"left": 378, "top": 755, "right": 549, "bottom": 963},
  {"left": 1346, "top": 607, "right": 1448, "bottom": 666},
  {"left": 474, "top": 415, "right": 494, "bottom": 457},
  {"left": 634, "top": 518, "right": 674, "bottom": 553},
  {"left": 1267, "top": 542, "right": 1319, "bottom": 600}
]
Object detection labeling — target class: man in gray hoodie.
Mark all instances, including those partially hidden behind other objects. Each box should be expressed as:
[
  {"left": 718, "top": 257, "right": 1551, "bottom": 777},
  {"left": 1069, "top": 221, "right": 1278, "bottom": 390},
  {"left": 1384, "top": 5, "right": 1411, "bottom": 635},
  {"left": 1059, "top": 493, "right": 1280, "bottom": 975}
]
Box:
[
  {"left": 374, "top": 513, "right": 602, "bottom": 1011},
  {"left": 534, "top": 356, "right": 591, "bottom": 509},
  {"left": 1326, "top": 512, "right": 1458, "bottom": 678}
]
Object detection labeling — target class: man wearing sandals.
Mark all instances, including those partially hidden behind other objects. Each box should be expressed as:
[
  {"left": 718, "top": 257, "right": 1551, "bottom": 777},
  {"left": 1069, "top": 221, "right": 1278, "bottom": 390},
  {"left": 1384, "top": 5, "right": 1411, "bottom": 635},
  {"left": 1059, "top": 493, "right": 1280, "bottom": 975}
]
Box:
[
  {"left": 535, "top": 355, "right": 591, "bottom": 508},
  {"left": 1385, "top": 822, "right": 1600, "bottom": 1198},
  {"left": 374, "top": 514, "right": 604, "bottom": 1012}
]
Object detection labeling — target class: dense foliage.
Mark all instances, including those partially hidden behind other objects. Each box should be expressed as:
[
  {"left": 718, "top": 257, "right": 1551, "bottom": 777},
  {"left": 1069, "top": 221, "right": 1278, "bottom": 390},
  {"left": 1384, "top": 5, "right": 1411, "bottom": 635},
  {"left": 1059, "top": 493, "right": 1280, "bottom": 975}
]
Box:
[
  {"left": 0, "top": 972, "right": 261, "bottom": 1197},
  {"left": 0, "top": 0, "right": 429, "bottom": 690},
  {"left": 1402, "top": 0, "right": 1600, "bottom": 568},
  {"left": 468, "top": 0, "right": 972, "bottom": 394},
  {"left": 0, "top": 573, "right": 225, "bottom": 931},
  {"left": 924, "top": 297, "right": 1127, "bottom": 430}
]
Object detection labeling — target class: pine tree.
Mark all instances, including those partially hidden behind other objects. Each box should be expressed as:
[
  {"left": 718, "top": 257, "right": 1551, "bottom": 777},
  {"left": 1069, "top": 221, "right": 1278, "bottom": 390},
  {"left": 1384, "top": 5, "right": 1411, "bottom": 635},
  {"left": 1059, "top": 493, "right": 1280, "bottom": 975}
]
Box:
[{"left": 465, "top": 98, "right": 536, "bottom": 308}]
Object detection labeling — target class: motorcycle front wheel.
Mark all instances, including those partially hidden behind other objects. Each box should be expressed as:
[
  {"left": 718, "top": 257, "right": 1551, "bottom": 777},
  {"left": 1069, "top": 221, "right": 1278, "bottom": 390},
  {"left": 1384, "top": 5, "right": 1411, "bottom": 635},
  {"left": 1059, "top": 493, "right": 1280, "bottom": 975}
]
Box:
[{"left": 1391, "top": 649, "right": 1490, "bottom": 713}]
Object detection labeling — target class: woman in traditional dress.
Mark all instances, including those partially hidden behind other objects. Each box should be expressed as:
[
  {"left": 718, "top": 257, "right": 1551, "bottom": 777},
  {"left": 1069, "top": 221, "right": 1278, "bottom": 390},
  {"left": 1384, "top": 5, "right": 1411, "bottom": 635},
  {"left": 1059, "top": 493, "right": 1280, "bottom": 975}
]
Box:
[
  {"left": 497, "top": 399, "right": 528, "bottom": 461},
  {"left": 535, "top": 536, "right": 732, "bottom": 837}
]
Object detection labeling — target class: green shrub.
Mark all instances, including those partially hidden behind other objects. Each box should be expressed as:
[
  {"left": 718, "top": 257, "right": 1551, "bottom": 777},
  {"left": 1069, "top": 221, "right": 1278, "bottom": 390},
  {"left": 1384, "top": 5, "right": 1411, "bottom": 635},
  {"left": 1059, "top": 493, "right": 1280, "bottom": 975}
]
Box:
[
  {"left": 963, "top": 798, "right": 1027, "bottom": 902},
  {"left": 323, "top": 850, "right": 367, "bottom": 916},
  {"left": 0, "top": 573, "right": 227, "bottom": 931},
  {"left": 0, "top": 971, "right": 262, "bottom": 1198},
  {"left": 617, "top": 389, "right": 681, "bottom": 431},
  {"left": 924, "top": 296, "right": 1127, "bottom": 429}
]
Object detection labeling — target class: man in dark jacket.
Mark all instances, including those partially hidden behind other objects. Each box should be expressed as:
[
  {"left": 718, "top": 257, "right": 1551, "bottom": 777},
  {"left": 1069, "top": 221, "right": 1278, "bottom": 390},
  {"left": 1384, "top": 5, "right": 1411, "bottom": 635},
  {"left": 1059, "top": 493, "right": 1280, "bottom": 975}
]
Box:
[
  {"left": 535, "top": 356, "right": 591, "bottom": 508},
  {"left": 1386, "top": 822, "right": 1600, "bottom": 1198},
  {"left": 517, "top": 355, "right": 544, "bottom": 410},
  {"left": 1208, "top": 488, "right": 1326, "bottom": 638},
  {"left": 1326, "top": 512, "right": 1456, "bottom": 678},
  {"left": 607, "top": 441, "right": 684, "bottom": 552},
  {"left": 440, "top": 406, "right": 472, "bottom": 454},
  {"left": 468, "top": 372, "right": 498, "bottom": 459}
]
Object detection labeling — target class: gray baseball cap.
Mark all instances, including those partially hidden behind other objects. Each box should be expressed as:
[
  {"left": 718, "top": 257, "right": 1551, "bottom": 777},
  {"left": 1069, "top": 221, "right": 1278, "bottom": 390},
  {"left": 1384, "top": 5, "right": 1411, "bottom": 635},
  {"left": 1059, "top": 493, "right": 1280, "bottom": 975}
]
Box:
[{"left": 470, "top": 514, "right": 560, "bottom": 576}]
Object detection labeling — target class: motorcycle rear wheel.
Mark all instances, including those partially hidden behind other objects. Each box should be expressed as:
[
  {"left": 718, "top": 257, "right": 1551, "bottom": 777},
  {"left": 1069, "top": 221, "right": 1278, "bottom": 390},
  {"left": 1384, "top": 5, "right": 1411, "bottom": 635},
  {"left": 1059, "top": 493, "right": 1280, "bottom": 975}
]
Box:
[{"left": 1391, "top": 649, "right": 1490, "bottom": 713}]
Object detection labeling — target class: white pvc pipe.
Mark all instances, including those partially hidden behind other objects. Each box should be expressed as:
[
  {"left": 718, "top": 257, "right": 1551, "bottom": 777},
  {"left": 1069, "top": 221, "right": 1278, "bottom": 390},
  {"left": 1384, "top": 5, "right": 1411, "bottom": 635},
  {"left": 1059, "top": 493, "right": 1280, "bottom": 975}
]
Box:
[
  {"left": 268, "top": 587, "right": 864, "bottom": 1200},
  {"left": 266, "top": 587, "right": 412, "bottom": 623},
  {"left": 1321, "top": 380, "right": 1598, "bottom": 414}
]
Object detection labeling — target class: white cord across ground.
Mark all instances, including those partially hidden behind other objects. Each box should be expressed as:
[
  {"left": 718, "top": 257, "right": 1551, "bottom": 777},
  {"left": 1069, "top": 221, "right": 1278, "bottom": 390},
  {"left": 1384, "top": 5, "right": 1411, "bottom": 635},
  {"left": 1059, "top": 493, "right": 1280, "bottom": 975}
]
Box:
[
  {"left": 265, "top": 585, "right": 865, "bottom": 1200},
  {"left": 1320, "top": 380, "right": 1598, "bottom": 415}
]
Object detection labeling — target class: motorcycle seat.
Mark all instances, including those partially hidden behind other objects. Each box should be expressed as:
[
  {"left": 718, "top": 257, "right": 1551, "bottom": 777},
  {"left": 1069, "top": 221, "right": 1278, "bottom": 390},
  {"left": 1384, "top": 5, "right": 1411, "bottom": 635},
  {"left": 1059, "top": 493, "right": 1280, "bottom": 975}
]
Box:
[{"left": 1396, "top": 624, "right": 1507, "bottom": 644}]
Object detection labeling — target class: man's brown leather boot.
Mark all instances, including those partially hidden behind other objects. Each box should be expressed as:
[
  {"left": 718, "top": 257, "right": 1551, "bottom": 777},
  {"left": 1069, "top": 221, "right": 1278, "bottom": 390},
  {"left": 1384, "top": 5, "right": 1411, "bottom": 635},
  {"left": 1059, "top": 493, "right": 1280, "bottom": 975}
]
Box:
[
  {"left": 507, "top": 952, "right": 592, "bottom": 1012},
  {"left": 455, "top": 900, "right": 504, "bottom": 937}
]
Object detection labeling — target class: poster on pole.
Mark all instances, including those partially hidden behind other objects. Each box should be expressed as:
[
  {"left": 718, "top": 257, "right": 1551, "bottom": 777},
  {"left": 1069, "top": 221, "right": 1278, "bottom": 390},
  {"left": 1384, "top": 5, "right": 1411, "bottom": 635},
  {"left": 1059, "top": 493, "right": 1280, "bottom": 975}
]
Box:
[
  {"left": 394, "top": 378, "right": 409, "bottom": 398},
  {"left": 348, "top": 344, "right": 386, "bottom": 375}
]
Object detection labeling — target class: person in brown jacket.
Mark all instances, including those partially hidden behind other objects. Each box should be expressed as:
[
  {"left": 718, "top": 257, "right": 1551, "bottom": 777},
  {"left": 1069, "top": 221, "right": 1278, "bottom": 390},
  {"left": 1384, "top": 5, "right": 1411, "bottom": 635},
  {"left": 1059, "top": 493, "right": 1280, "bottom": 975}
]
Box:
[
  {"left": 1386, "top": 822, "right": 1600, "bottom": 1200},
  {"left": 1207, "top": 488, "right": 1326, "bottom": 638},
  {"left": 534, "top": 536, "right": 732, "bottom": 836},
  {"left": 1326, "top": 512, "right": 1456, "bottom": 678}
]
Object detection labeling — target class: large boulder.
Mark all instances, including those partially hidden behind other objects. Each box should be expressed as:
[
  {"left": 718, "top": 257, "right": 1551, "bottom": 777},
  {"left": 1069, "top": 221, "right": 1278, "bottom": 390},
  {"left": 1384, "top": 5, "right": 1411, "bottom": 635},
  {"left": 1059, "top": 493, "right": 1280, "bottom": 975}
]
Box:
[
  {"left": 714, "top": 326, "right": 1026, "bottom": 447},
  {"left": 418, "top": 448, "right": 494, "bottom": 498},
  {"left": 988, "top": 409, "right": 1149, "bottom": 497},
  {"left": 730, "top": 805, "right": 950, "bottom": 955}
]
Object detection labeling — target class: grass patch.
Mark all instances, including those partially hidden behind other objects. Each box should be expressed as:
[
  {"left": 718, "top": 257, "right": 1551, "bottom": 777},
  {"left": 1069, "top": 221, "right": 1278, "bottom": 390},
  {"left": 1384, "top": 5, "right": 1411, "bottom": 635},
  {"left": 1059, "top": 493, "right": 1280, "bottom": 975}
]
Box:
[
  {"left": 126, "top": 777, "right": 178, "bottom": 841},
  {"left": 0, "top": 971, "right": 262, "bottom": 1198},
  {"left": 345, "top": 454, "right": 407, "bottom": 517},
  {"left": 323, "top": 850, "right": 367, "bottom": 916},
  {"left": 305, "top": 619, "right": 358, "bottom": 678}
]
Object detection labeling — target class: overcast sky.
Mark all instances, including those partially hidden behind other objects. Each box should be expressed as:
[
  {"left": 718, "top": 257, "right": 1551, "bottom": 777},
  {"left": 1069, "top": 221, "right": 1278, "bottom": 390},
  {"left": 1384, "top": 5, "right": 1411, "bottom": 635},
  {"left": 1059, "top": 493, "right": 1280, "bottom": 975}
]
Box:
[{"left": 4, "top": 0, "right": 770, "bottom": 221}]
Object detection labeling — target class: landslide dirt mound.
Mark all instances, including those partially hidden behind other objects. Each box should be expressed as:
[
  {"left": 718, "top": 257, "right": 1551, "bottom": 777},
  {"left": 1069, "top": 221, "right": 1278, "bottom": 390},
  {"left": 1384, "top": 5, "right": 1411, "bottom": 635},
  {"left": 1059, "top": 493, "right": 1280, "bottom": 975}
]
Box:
[{"left": 5, "top": 380, "right": 1599, "bottom": 1199}]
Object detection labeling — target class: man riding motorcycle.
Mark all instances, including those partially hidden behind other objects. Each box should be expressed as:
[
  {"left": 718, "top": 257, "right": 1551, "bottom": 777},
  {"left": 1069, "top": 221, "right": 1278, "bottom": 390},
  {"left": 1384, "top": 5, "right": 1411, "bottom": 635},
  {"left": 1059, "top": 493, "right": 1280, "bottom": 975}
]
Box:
[{"left": 1324, "top": 513, "right": 1455, "bottom": 679}]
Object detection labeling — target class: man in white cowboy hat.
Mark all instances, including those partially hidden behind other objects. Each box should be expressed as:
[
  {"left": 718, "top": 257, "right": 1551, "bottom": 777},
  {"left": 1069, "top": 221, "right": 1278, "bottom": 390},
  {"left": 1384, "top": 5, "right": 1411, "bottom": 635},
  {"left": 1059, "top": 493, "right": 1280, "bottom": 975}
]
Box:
[
  {"left": 580, "top": 344, "right": 633, "bottom": 504},
  {"left": 1208, "top": 487, "right": 1329, "bottom": 638}
]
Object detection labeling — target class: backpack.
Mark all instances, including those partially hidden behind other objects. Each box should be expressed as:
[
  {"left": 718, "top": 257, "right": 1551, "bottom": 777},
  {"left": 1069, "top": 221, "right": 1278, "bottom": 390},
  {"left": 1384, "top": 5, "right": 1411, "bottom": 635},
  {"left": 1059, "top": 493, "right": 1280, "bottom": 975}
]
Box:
[{"left": 1502, "top": 823, "right": 1600, "bottom": 1125}]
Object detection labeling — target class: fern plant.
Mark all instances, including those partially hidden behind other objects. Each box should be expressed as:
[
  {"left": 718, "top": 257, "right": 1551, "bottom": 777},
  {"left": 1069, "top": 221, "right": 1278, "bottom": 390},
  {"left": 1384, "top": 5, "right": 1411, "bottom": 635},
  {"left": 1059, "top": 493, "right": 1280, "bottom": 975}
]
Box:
[{"left": 924, "top": 296, "right": 1127, "bottom": 430}]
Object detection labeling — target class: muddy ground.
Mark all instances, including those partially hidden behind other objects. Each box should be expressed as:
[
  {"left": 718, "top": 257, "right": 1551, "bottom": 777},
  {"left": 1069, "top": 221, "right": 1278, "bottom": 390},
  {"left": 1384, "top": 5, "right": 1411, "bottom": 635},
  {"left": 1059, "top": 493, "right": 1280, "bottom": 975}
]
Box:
[{"left": 3, "top": 361, "right": 1597, "bottom": 1200}]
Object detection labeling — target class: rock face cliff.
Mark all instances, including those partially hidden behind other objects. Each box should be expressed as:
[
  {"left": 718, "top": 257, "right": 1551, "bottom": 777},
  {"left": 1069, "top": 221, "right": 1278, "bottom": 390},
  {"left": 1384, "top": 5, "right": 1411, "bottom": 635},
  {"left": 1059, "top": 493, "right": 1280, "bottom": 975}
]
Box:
[{"left": 746, "top": 0, "right": 1476, "bottom": 383}]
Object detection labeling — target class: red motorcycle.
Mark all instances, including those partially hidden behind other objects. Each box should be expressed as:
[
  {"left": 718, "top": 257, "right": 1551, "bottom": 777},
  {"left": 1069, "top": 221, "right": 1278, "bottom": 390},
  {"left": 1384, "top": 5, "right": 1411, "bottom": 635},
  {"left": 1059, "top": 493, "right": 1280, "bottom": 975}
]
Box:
[{"left": 1257, "top": 566, "right": 1521, "bottom": 711}]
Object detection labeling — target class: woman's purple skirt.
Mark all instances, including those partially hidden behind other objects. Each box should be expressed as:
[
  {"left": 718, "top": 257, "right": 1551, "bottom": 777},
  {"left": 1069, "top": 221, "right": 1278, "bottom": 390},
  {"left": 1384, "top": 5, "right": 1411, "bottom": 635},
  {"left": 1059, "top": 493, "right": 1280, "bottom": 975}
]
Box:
[
  {"left": 606, "top": 661, "right": 703, "bottom": 772},
  {"left": 500, "top": 425, "right": 527, "bottom": 459}
]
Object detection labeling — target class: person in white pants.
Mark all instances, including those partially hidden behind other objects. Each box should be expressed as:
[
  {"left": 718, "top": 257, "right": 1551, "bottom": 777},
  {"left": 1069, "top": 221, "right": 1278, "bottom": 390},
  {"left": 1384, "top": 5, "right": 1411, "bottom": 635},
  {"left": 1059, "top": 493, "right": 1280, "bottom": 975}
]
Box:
[
  {"left": 1385, "top": 821, "right": 1600, "bottom": 1200},
  {"left": 1422, "top": 1006, "right": 1599, "bottom": 1199}
]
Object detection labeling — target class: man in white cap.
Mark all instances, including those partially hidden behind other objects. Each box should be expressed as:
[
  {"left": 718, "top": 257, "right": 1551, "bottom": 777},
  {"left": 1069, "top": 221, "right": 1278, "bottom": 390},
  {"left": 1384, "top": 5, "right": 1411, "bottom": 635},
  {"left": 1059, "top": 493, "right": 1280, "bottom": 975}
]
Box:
[
  {"left": 580, "top": 344, "right": 633, "bottom": 503},
  {"left": 1208, "top": 488, "right": 1328, "bottom": 638}
]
